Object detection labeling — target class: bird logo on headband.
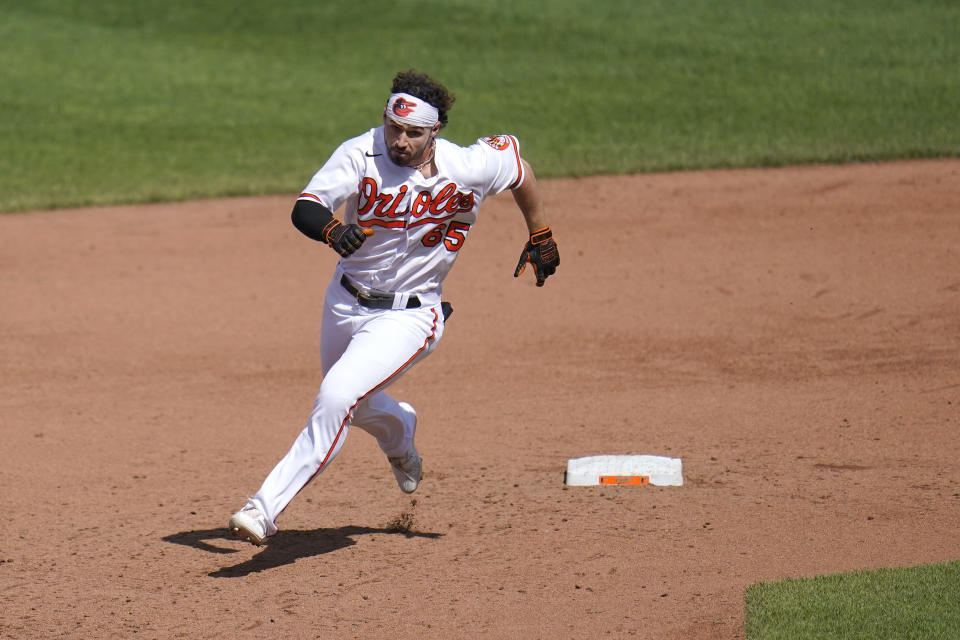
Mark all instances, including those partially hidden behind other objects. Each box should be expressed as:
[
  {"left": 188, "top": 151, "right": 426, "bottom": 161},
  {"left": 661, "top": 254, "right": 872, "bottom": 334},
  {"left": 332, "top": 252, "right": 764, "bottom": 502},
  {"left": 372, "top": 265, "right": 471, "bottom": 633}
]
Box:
[{"left": 392, "top": 97, "right": 416, "bottom": 117}]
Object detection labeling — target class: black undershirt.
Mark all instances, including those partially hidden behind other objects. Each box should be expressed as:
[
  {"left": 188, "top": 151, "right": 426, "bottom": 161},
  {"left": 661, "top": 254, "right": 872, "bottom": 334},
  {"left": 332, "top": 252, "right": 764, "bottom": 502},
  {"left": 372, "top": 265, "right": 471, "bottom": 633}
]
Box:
[{"left": 291, "top": 198, "right": 335, "bottom": 242}]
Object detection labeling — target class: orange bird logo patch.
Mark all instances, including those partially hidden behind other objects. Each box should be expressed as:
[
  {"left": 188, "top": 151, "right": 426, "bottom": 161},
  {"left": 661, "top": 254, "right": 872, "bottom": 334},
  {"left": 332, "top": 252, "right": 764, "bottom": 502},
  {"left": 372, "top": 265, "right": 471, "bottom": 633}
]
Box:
[
  {"left": 481, "top": 135, "right": 510, "bottom": 151},
  {"left": 393, "top": 97, "right": 417, "bottom": 117}
]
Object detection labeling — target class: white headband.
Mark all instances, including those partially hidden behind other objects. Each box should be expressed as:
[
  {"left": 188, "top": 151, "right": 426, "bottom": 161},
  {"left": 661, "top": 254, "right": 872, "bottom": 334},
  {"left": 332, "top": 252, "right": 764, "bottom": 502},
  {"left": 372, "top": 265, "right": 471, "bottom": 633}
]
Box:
[{"left": 385, "top": 92, "right": 439, "bottom": 128}]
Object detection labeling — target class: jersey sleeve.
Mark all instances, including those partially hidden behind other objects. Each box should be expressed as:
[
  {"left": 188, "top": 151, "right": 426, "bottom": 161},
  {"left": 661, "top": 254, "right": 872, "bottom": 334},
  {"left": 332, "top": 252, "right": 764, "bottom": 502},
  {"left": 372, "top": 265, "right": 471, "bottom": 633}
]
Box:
[
  {"left": 298, "top": 137, "right": 365, "bottom": 211},
  {"left": 472, "top": 134, "right": 525, "bottom": 196}
]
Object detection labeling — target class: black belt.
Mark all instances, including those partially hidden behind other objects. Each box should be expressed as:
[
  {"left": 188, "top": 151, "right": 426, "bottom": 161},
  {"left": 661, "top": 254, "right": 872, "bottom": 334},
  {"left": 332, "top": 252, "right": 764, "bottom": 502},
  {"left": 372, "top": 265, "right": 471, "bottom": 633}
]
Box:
[{"left": 340, "top": 274, "right": 421, "bottom": 310}]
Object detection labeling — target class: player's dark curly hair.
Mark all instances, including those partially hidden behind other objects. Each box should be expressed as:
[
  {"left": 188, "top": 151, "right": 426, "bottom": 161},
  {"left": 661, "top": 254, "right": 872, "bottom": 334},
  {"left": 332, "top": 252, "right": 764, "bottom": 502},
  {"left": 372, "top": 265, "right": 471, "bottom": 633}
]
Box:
[{"left": 391, "top": 69, "right": 455, "bottom": 129}]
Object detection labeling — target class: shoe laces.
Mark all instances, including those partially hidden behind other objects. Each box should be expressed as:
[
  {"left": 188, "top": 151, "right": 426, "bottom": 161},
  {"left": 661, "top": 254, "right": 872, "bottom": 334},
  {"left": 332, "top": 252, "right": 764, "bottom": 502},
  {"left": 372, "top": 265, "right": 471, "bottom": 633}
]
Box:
[
  {"left": 241, "top": 505, "right": 266, "bottom": 525},
  {"left": 390, "top": 452, "right": 416, "bottom": 471}
]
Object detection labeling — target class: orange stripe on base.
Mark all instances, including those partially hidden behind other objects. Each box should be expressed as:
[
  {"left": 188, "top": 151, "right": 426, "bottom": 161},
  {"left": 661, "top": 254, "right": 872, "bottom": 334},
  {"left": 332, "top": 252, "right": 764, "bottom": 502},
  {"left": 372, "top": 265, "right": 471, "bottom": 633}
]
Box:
[{"left": 598, "top": 475, "right": 650, "bottom": 486}]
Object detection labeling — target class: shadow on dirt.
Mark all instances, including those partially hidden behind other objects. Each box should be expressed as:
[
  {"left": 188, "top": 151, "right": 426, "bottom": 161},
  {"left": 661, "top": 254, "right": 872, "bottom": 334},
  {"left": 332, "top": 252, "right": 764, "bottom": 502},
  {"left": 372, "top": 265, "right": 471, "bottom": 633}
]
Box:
[{"left": 162, "top": 525, "right": 444, "bottom": 577}]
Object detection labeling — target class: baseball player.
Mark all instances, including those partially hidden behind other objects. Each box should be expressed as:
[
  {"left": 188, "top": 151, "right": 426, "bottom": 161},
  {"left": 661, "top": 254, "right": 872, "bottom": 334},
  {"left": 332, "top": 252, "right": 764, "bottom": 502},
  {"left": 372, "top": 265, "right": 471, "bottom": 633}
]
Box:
[{"left": 228, "top": 69, "right": 559, "bottom": 545}]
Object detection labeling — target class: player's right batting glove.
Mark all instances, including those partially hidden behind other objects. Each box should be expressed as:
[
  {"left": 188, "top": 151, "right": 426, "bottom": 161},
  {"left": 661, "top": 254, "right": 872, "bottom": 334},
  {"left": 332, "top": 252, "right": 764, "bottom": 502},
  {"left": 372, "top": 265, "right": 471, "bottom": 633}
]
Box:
[
  {"left": 514, "top": 226, "right": 559, "bottom": 287},
  {"left": 322, "top": 219, "right": 373, "bottom": 257}
]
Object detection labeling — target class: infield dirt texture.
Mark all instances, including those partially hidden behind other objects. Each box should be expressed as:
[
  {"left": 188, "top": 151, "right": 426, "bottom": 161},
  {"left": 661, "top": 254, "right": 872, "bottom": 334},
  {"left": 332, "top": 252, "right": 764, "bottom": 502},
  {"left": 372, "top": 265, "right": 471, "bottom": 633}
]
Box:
[{"left": 2, "top": 160, "right": 959, "bottom": 638}]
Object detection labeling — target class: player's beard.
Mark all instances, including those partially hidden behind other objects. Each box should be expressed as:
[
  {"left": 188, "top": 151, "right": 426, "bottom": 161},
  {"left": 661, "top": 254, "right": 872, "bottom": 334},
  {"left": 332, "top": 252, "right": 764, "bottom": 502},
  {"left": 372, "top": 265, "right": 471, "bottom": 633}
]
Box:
[{"left": 389, "top": 137, "right": 433, "bottom": 168}]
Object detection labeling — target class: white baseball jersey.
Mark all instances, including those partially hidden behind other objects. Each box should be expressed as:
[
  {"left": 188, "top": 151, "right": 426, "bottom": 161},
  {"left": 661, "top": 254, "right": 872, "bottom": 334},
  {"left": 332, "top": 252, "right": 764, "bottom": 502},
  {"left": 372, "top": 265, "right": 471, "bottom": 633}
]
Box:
[{"left": 297, "top": 126, "right": 525, "bottom": 295}]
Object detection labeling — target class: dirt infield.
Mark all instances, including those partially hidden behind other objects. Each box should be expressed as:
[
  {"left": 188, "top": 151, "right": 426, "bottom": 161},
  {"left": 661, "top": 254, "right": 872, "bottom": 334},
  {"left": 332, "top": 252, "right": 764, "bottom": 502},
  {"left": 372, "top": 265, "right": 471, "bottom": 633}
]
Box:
[{"left": 2, "top": 160, "right": 958, "bottom": 639}]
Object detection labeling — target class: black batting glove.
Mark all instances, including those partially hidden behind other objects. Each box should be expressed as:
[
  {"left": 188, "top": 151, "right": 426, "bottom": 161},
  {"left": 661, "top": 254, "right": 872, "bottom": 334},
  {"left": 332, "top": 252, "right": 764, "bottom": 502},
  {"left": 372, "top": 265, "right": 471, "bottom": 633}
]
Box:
[
  {"left": 514, "top": 226, "right": 559, "bottom": 287},
  {"left": 322, "top": 219, "right": 373, "bottom": 257}
]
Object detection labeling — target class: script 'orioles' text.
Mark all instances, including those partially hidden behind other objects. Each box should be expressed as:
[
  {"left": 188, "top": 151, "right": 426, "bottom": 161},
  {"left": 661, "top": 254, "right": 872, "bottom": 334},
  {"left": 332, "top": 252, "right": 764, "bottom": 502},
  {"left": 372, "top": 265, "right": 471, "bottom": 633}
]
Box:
[{"left": 356, "top": 177, "right": 475, "bottom": 220}]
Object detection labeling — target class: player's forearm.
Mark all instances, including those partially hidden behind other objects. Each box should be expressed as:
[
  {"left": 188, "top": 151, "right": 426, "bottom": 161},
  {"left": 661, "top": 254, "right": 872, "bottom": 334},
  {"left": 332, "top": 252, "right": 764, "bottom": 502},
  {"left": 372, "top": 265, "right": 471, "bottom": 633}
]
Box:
[
  {"left": 511, "top": 159, "right": 548, "bottom": 233},
  {"left": 292, "top": 197, "right": 373, "bottom": 256},
  {"left": 291, "top": 198, "right": 336, "bottom": 241}
]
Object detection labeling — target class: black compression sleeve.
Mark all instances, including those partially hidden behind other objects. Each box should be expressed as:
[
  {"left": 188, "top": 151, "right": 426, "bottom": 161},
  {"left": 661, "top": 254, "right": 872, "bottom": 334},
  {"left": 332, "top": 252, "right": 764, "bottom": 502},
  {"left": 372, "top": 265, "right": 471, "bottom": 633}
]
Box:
[{"left": 291, "top": 198, "right": 336, "bottom": 242}]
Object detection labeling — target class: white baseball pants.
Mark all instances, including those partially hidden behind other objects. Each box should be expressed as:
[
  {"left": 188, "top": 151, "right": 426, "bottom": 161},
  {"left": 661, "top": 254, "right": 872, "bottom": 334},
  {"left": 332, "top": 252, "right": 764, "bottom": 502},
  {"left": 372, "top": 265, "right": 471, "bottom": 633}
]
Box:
[{"left": 249, "top": 274, "right": 444, "bottom": 533}]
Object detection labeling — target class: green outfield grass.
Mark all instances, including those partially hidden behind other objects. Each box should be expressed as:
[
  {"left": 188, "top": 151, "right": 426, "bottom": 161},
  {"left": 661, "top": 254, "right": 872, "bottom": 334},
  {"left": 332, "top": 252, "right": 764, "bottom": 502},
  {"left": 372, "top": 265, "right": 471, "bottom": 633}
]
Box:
[
  {"left": 1, "top": 0, "right": 958, "bottom": 211},
  {"left": 746, "top": 560, "right": 960, "bottom": 640}
]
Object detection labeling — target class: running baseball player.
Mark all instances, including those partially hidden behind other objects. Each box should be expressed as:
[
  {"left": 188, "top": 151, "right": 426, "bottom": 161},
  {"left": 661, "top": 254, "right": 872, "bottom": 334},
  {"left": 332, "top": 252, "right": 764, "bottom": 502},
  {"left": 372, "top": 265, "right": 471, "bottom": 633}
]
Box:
[{"left": 229, "top": 69, "right": 559, "bottom": 545}]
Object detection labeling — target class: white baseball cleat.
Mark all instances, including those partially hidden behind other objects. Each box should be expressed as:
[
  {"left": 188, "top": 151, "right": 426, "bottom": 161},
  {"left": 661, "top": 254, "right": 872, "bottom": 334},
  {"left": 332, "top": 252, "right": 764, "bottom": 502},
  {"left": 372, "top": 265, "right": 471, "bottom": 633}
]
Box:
[
  {"left": 228, "top": 504, "right": 272, "bottom": 546},
  {"left": 388, "top": 448, "right": 422, "bottom": 494}
]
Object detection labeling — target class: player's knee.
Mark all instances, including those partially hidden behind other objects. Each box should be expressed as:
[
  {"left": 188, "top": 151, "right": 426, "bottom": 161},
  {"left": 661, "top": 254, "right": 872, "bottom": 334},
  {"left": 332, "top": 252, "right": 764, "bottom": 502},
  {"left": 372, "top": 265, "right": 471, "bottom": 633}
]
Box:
[{"left": 315, "top": 384, "right": 361, "bottom": 415}]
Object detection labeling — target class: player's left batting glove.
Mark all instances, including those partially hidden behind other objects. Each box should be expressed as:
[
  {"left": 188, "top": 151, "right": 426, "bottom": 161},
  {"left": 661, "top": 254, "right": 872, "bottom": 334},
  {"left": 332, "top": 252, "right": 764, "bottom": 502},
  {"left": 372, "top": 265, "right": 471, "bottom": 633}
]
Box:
[
  {"left": 323, "top": 219, "right": 374, "bottom": 257},
  {"left": 514, "top": 226, "right": 559, "bottom": 287}
]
